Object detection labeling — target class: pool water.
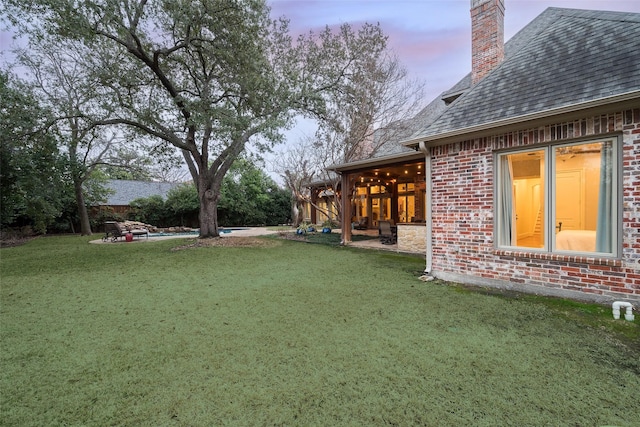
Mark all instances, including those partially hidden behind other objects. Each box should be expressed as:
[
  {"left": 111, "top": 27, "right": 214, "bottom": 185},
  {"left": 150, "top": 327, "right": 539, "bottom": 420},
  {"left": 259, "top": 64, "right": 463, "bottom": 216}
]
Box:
[
  {"left": 148, "top": 230, "right": 199, "bottom": 237},
  {"left": 220, "top": 228, "right": 248, "bottom": 234},
  {"left": 148, "top": 228, "right": 248, "bottom": 237}
]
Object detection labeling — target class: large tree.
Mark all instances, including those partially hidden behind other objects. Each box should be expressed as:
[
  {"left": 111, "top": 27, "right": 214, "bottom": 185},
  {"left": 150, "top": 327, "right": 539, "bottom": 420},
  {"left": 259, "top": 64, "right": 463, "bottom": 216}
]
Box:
[
  {"left": 313, "top": 46, "right": 426, "bottom": 223},
  {"left": 275, "top": 32, "right": 426, "bottom": 224},
  {"left": 0, "top": 71, "right": 69, "bottom": 233},
  {"left": 272, "top": 137, "right": 319, "bottom": 226},
  {"left": 6, "top": 0, "right": 389, "bottom": 237},
  {"left": 14, "top": 39, "right": 133, "bottom": 235}
]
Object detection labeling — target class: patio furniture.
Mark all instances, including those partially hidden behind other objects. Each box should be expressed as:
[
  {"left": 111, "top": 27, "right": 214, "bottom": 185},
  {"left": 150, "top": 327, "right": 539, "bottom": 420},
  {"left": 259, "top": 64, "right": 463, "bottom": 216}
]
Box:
[
  {"left": 378, "top": 220, "right": 397, "bottom": 244},
  {"left": 353, "top": 216, "right": 369, "bottom": 230},
  {"left": 102, "top": 221, "right": 149, "bottom": 242}
]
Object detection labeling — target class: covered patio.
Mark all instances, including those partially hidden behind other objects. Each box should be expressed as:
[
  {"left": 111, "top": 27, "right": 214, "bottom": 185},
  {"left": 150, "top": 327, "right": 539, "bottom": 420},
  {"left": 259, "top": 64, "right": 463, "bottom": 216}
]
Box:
[{"left": 332, "top": 152, "right": 428, "bottom": 253}]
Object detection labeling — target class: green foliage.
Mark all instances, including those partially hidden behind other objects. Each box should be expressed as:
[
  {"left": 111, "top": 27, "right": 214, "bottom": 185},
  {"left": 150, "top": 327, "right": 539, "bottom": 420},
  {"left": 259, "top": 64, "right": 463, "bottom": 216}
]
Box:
[
  {"left": 218, "top": 159, "right": 291, "bottom": 226},
  {"left": 129, "top": 195, "right": 166, "bottom": 226},
  {"left": 322, "top": 218, "right": 339, "bottom": 229},
  {"left": 296, "top": 221, "right": 313, "bottom": 234},
  {"left": 127, "top": 183, "right": 199, "bottom": 227},
  {"left": 3, "top": 0, "right": 393, "bottom": 236},
  {"left": 99, "top": 147, "right": 154, "bottom": 181},
  {"left": 165, "top": 183, "right": 199, "bottom": 227},
  {"left": 90, "top": 207, "right": 125, "bottom": 230},
  {"left": 82, "top": 171, "right": 113, "bottom": 207},
  {"left": 0, "top": 71, "right": 70, "bottom": 234}
]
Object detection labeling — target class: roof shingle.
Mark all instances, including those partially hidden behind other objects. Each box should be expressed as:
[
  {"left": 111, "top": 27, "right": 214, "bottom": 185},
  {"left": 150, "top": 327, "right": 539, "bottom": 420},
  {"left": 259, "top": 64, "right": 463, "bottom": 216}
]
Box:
[{"left": 409, "top": 8, "right": 640, "bottom": 141}]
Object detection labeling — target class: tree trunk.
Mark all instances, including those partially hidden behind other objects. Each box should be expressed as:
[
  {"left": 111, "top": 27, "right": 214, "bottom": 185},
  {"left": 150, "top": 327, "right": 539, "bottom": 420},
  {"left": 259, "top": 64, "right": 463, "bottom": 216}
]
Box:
[
  {"left": 74, "top": 179, "right": 92, "bottom": 235},
  {"left": 291, "top": 202, "right": 299, "bottom": 227},
  {"left": 198, "top": 175, "right": 220, "bottom": 238},
  {"left": 295, "top": 198, "right": 305, "bottom": 226}
]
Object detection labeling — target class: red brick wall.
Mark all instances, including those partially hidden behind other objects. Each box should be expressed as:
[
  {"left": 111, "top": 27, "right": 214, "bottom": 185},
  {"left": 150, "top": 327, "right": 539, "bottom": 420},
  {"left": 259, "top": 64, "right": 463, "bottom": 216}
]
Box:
[
  {"left": 429, "top": 108, "right": 640, "bottom": 302},
  {"left": 471, "top": 0, "right": 505, "bottom": 85}
]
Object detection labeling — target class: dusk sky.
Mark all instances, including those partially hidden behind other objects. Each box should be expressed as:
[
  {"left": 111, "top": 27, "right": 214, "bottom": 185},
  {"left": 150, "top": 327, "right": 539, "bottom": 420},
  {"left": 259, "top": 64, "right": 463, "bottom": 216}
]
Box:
[
  {"left": 268, "top": 0, "right": 640, "bottom": 102},
  {"left": 2, "top": 1, "right": 639, "bottom": 176},
  {"left": 264, "top": 0, "right": 640, "bottom": 158},
  {"left": 3, "top": 1, "right": 639, "bottom": 101}
]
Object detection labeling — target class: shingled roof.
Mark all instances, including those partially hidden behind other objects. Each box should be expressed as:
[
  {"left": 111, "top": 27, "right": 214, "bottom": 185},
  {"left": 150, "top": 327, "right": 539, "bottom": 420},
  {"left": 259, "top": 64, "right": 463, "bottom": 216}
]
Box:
[
  {"left": 374, "top": 96, "right": 447, "bottom": 157},
  {"left": 101, "top": 180, "right": 180, "bottom": 206},
  {"left": 406, "top": 8, "right": 640, "bottom": 144}
]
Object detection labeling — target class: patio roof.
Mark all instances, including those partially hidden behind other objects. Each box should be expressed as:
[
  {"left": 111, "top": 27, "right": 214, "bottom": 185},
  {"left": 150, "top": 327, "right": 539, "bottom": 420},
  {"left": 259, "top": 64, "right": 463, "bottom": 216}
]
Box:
[{"left": 328, "top": 151, "right": 425, "bottom": 174}]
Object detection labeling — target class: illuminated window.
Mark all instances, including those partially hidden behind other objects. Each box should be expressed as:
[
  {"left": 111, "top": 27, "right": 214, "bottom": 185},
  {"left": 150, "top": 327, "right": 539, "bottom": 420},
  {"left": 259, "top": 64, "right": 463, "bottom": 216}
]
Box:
[
  {"left": 397, "top": 183, "right": 415, "bottom": 192},
  {"left": 370, "top": 185, "right": 387, "bottom": 194},
  {"left": 398, "top": 182, "right": 416, "bottom": 223},
  {"left": 496, "top": 138, "right": 618, "bottom": 255}
]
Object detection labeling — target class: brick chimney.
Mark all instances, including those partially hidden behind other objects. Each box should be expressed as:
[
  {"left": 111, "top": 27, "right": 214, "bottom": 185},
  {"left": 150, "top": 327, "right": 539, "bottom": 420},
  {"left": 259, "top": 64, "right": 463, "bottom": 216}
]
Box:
[{"left": 470, "top": 0, "right": 505, "bottom": 85}]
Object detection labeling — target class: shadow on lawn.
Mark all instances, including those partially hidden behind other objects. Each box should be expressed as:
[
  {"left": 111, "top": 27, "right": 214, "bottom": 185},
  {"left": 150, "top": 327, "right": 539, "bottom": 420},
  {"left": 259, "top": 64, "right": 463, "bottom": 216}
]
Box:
[
  {"left": 274, "top": 230, "right": 377, "bottom": 246},
  {"left": 450, "top": 282, "right": 640, "bottom": 353}
]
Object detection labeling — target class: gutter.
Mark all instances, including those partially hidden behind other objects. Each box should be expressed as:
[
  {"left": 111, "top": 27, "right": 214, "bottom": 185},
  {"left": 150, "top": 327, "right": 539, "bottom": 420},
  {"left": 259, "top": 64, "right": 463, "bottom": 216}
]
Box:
[
  {"left": 327, "top": 151, "right": 425, "bottom": 173},
  {"left": 402, "top": 90, "right": 640, "bottom": 148}
]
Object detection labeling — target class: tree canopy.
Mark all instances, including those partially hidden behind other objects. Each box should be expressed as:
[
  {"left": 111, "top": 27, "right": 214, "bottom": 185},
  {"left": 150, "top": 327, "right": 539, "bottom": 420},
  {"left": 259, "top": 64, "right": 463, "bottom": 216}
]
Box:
[
  {"left": 0, "top": 71, "right": 70, "bottom": 233},
  {"left": 4, "top": 0, "right": 393, "bottom": 237}
]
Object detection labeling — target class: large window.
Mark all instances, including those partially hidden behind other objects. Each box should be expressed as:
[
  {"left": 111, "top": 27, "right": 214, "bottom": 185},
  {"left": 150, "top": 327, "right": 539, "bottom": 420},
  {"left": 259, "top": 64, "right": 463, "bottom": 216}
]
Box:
[{"left": 496, "top": 138, "right": 618, "bottom": 256}]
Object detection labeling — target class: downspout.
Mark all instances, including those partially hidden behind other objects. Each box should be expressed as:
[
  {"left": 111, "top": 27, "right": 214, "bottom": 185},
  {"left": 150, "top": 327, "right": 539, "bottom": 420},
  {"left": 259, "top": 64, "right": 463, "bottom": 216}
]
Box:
[{"left": 418, "top": 141, "right": 433, "bottom": 276}]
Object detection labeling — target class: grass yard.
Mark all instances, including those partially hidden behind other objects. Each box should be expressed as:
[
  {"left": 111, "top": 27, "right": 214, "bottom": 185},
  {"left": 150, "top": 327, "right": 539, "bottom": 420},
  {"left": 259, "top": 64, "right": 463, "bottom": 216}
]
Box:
[{"left": 1, "top": 235, "right": 638, "bottom": 426}]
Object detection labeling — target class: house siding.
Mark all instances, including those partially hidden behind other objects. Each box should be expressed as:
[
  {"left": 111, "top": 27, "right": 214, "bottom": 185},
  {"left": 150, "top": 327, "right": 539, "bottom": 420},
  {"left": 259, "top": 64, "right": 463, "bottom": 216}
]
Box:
[{"left": 429, "top": 108, "right": 640, "bottom": 302}]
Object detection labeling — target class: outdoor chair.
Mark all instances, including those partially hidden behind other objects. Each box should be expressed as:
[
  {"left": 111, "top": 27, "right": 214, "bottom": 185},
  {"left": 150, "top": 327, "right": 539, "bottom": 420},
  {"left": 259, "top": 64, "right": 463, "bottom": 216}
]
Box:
[
  {"left": 353, "top": 216, "right": 369, "bottom": 230},
  {"left": 378, "top": 220, "right": 397, "bottom": 245},
  {"left": 102, "top": 221, "right": 149, "bottom": 242}
]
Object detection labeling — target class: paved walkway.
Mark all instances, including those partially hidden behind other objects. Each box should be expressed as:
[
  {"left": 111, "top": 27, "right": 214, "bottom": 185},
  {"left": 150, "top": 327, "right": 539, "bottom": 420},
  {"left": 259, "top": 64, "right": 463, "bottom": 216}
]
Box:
[{"left": 90, "top": 226, "right": 422, "bottom": 255}]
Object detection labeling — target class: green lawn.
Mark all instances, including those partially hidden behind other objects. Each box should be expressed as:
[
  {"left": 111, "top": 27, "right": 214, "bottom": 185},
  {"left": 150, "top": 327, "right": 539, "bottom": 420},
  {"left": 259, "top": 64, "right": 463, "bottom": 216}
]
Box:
[{"left": 1, "top": 235, "right": 638, "bottom": 426}]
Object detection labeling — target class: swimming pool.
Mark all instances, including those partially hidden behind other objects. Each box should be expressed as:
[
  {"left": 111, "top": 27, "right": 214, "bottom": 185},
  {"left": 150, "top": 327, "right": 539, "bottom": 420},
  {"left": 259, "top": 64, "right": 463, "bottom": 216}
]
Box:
[
  {"left": 147, "top": 228, "right": 248, "bottom": 237},
  {"left": 220, "top": 227, "right": 248, "bottom": 234},
  {"left": 148, "top": 230, "right": 199, "bottom": 238}
]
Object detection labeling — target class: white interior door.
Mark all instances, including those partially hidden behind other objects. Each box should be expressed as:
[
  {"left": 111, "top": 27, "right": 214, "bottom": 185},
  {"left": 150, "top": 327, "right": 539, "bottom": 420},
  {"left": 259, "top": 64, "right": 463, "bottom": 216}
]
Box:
[{"left": 556, "top": 170, "right": 584, "bottom": 230}]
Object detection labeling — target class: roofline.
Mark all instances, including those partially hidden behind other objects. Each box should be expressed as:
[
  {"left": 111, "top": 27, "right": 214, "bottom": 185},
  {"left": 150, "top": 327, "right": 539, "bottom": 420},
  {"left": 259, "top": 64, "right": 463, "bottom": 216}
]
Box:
[
  {"left": 328, "top": 151, "right": 425, "bottom": 173},
  {"left": 402, "top": 90, "right": 640, "bottom": 148}
]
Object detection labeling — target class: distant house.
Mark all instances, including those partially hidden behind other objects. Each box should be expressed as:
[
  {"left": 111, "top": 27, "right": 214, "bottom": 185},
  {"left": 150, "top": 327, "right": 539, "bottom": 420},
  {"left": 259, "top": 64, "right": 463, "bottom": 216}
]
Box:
[
  {"left": 334, "top": 2, "right": 640, "bottom": 303},
  {"left": 96, "top": 179, "right": 180, "bottom": 216}
]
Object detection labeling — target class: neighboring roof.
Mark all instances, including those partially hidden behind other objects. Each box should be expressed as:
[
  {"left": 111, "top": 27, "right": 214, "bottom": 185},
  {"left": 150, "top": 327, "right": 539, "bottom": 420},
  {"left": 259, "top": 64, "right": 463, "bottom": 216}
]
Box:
[
  {"left": 101, "top": 179, "right": 180, "bottom": 206},
  {"left": 406, "top": 8, "right": 640, "bottom": 144},
  {"left": 304, "top": 171, "right": 341, "bottom": 188}
]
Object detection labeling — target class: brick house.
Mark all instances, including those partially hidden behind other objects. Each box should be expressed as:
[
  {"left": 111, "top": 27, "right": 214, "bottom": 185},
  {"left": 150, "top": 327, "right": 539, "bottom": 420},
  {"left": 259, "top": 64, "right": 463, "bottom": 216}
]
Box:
[{"left": 337, "top": 2, "right": 640, "bottom": 303}]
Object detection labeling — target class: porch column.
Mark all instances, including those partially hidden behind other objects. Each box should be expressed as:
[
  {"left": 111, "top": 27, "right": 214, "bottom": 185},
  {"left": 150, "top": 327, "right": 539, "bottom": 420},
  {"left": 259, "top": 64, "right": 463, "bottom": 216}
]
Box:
[
  {"left": 419, "top": 142, "right": 433, "bottom": 274},
  {"left": 310, "top": 189, "right": 318, "bottom": 224},
  {"left": 341, "top": 172, "right": 352, "bottom": 244}
]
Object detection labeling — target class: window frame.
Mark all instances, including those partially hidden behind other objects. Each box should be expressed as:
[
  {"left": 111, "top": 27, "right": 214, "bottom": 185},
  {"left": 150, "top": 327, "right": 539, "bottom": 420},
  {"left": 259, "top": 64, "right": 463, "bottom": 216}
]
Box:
[{"left": 494, "top": 135, "right": 621, "bottom": 258}]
